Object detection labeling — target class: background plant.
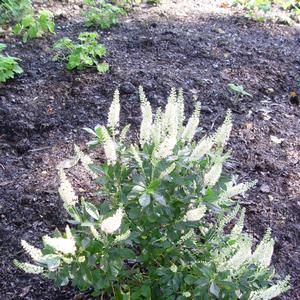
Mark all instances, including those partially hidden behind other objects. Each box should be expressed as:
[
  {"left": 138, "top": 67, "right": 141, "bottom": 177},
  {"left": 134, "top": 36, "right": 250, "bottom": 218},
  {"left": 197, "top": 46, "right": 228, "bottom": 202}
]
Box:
[
  {"left": 0, "top": 0, "right": 32, "bottom": 25},
  {"left": 15, "top": 88, "right": 290, "bottom": 299},
  {"left": 231, "top": 0, "right": 300, "bottom": 23},
  {"left": 0, "top": 43, "right": 23, "bottom": 83},
  {"left": 227, "top": 83, "right": 252, "bottom": 104},
  {"left": 53, "top": 32, "right": 109, "bottom": 73},
  {"left": 13, "top": 10, "right": 55, "bottom": 43},
  {"left": 83, "top": 0, "right": 126, "bottom": 29}
]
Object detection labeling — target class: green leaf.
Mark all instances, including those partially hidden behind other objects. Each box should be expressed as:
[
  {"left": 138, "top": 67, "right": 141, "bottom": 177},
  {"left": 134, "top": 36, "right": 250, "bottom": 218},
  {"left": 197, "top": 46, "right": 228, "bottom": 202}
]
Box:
[
  {"left": 209, "top": 282, "right": 220, "bottom": 298},
  {"left": 139, "top": 193, "right": 151, "bottom": 208},
  {"left": 40, "top": 254, "right": 61, "bottom": 270},
  {"left": 96, "top": 62, "right": 109, "bottom": 73},
  {"left": 128, "top": 185, "right": 145, "bottom": 200},
  {"left": 147, "top": 179, "right": 161, "bottom": 194},
  {"left": 83, "top": 127, "right": 97, "bottom": 136},
  {"left": 84, "top": 201, "right": 100, "bottom": 220},
  {"left": 152, "top": 192, "right": 166, "bottom": 206}
]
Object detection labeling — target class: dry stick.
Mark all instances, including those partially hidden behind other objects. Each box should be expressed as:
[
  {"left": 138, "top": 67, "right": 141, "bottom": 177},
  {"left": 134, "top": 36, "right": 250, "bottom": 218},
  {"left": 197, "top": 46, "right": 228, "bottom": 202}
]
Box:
[{"left": 28, "top": 146, "right": 51, "bottom": 152}]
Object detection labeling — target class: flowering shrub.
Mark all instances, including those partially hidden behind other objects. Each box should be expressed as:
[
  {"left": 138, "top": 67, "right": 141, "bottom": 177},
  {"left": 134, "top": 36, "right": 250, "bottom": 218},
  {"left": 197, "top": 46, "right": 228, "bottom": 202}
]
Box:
[{"left": 15, "top": 88, "right": 290, "bottom": 299}]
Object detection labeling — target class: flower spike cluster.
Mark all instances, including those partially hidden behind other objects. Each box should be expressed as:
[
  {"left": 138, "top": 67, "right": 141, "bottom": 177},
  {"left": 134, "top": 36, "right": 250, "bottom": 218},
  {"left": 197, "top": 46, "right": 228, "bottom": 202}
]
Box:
[{"left": 15, "top": 88, "right": 289, "bottom": 300}]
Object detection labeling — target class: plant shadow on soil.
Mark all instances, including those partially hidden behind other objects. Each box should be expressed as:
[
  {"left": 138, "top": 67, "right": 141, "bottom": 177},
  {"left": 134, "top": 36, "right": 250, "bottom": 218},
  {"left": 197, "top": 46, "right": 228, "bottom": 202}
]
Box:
[{"left": 0, "top": 4, "right": 299, "bottom": 299}]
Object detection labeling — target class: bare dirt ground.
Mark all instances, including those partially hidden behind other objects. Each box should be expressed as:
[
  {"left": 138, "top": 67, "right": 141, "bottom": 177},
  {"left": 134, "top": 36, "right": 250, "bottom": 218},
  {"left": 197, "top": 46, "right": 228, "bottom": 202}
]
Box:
[{"left": 0, "top": 0, "right": 299, "bottom": 299}]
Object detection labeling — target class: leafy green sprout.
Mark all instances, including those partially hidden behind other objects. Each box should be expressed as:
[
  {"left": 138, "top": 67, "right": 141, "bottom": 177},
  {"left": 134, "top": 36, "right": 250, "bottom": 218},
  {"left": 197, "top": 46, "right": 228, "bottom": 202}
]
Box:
[
  {"left": 0, "top": 0, "right": 32, "bottom": 25},
  {"left": 0, "top": 43, "right": 23, "bottom": 83},
  {"left": 231, "top": 0, "right": 300, "bottom": 23},
  {"left": 13, "top": 10, "right": 55, "bottom": 43},
  {"left": 83, "top": 0, "right": 126, "bottom": 29},
  {"left": 227, "top": 83, "right": 252, "bottom": 104},
  {"left": 53, "top": 32, "right": 109, "bottom": 73}
]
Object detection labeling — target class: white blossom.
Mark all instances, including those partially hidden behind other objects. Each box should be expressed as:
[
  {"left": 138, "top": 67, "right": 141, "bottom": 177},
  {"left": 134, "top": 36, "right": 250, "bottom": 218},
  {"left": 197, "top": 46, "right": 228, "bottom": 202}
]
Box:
[
  {"left": 58, "top": 169, "right": 78, "bottom": 207},
  {"left": 14, "top": 260, "right": 44, "bottom": 274},
  {"left": 220, "top": 180, "right": 257, "bottom": 200},
  {"left": 159, "top": 163, "right": 176, "bottom": 179},
  {"left": 176, "top": 88, "right": 185, "bottom": 133},
  {"left": 186, "top": 206, "right": 206, "bottom": 222},
  {"left": 181, "top": 102, "right": 201, "bottom": 142},
  {"left": 43, "top": 226, "right": 76, "bottom": 255},
  {"left": 189, "top": 136, "right": 214, "bottom": 161},
  {"left": 226, "top": 238, "right": 252, "bottom": 270},
  {"left": 102, "top": 126, "right": 117, "bottom": 165},
  {"left": 107, "top": 89, "right": 120, "bottom": 132},
  {"left": 90, "top": 225, "right": 100, "bottom": 240},
  {"left": 214, "top": 110, "right": 232, "bottom": 147},
  {"left": 151, "top": 108, "right": 162, "bottom": 146},
  {"left": 162, "top": 88, "right": 178, "bottom": 139},
  {"left": 204, "top": 163, "right": 222, "bottom": 187},
  {"left": 153, "top": 136, "right": 177, "bottom": 160},
  {"left": 101, "top": 208, "right": 123, "bottom": 234},
  {"left": 179, "top": 229, "right": 195, "bottom": 243},
  {"left": 114, "top": 229, "right": 131, "bottom": 243},
  {"left": 252, "top": 229, "right": 274, "bottom": 267},
  {"left": 250, "top": 276, "right": 290, "bottom": 300},
  {"left": 139, "top": 92, "right": 152, "bottom": 146},
  {"left": 21, "top": 240, "right": 43, "bottom": 262}
]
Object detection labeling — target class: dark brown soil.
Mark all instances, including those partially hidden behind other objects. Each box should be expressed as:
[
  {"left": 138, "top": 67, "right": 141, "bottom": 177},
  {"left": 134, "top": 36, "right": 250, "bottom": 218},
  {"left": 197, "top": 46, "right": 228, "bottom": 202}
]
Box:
[{"left": 0, "top": 1, "right": 299, "bottom": 299}]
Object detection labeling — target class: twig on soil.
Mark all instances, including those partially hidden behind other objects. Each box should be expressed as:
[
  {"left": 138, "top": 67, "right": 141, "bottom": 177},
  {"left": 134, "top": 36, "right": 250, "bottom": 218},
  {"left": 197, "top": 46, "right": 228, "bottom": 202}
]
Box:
[{"left": 28, "top": 146, "right": 51, "bottom": 152}]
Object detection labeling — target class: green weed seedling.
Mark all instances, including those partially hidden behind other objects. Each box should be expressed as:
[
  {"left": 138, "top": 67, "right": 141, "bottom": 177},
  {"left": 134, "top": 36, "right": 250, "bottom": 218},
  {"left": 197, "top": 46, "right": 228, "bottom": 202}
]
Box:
[
  {"left": 13, "top": 10, "right": 55, "bottom": 43},
  {"left": 228, "top": 83, "right": 252, "bottom": 104},
  {"left": 83, "top": 0, "right": 126, "bottom": 29},
  {"left": 54, "top": 32, "right": 109, "bottom": 73},
  {"left": 0, "top": 43, "right": 23, "bottom": 83},
  {"left": 15, "top": 88, "right": 290, "bottom": 299},
  {"left": 232, "top": 0, "right": 300, "bottom": 23},
  {"left": 0, "top": 0, "right": 32, "bottom": 25}
]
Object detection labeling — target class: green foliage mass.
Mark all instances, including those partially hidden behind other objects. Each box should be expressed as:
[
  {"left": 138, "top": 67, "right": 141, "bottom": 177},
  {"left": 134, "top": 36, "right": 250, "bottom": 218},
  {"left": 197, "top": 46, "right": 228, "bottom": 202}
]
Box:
[
  {"left": 0, "top": 43, "right": 23, "bottom": 83},
  {"left": 13, "top": 10, "right": 55, "bottom": 43},
  {"left": 53, "top": 32, "right": 109, "bottom": 73},
  {"left": 0, "top": 0, "right": 32, "bottom": 25},
  {"left": 232, "top": 0, "right": 300, "bottom": 23},
  {"left": 83, "top": 0, "right": 126, "bottom": 29},
  {"left": 15, "top": 89, "right": 290, "bottom": 299}
]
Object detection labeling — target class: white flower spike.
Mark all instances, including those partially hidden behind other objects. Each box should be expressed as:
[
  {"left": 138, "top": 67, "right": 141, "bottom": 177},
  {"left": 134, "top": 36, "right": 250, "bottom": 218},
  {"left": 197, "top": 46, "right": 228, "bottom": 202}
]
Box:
[
  {"left": 21, "top": 240, "right": 43, "bottom": 262},
  {"left": 204, "top": 163, "right": 223, "bottom": 187},
  {"left": 101, "top": 208, "right": 124, "bottom": 234},
  {"left": 139, "top": 88, "right": 153, "bottom": 147},
  {"left": 43, "top": 225, "right": 76, "bottom": 255},
  {"left": 58, "top": 169, "right": 78, "bottom": 207},
  {"left": 186, "top": 206, "right": 206, "bottom": 222},
  {"left": 107, "top": 89, "right": 120, "bottom": 132},
  {"left": 102, "top": 126, "right": 117, "bottom": 165}
]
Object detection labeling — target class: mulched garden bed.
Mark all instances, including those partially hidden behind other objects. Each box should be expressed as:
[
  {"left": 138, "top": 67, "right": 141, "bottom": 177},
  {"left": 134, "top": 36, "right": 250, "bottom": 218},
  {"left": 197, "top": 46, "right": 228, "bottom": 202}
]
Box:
[{"left": 0, "top": 0, "right": 299, "bottom": 299}]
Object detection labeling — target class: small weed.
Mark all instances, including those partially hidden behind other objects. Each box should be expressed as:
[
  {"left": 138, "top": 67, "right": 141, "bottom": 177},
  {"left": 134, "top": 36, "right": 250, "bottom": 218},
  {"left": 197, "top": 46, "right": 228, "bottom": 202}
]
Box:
[
  {"left": 0, "top": 0, "right": 32, "bottom": 25},
  {"left": 232, "top": 0, "right": 300, "bottom": 24},
  {"left": 228, "top": 83, "right": 252, "bottom": 104},
  {"left": 54, "top": 32, "right": 109, "bottom": 73},
  {"left": 83, "top": 0, "right": 126, "bottom": 29},
  {"left": 0, "top": 43, "right": 23, "bottom": 83},
  {"left": 13, "top": 10, "right": 55, "bottom": 43}
]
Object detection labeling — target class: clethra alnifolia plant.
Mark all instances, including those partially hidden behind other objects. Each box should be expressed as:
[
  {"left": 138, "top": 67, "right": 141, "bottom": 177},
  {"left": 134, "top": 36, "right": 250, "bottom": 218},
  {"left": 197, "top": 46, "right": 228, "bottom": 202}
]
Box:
[{"left": 15, "top": 88, "right": 290, "bottom": 299}]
